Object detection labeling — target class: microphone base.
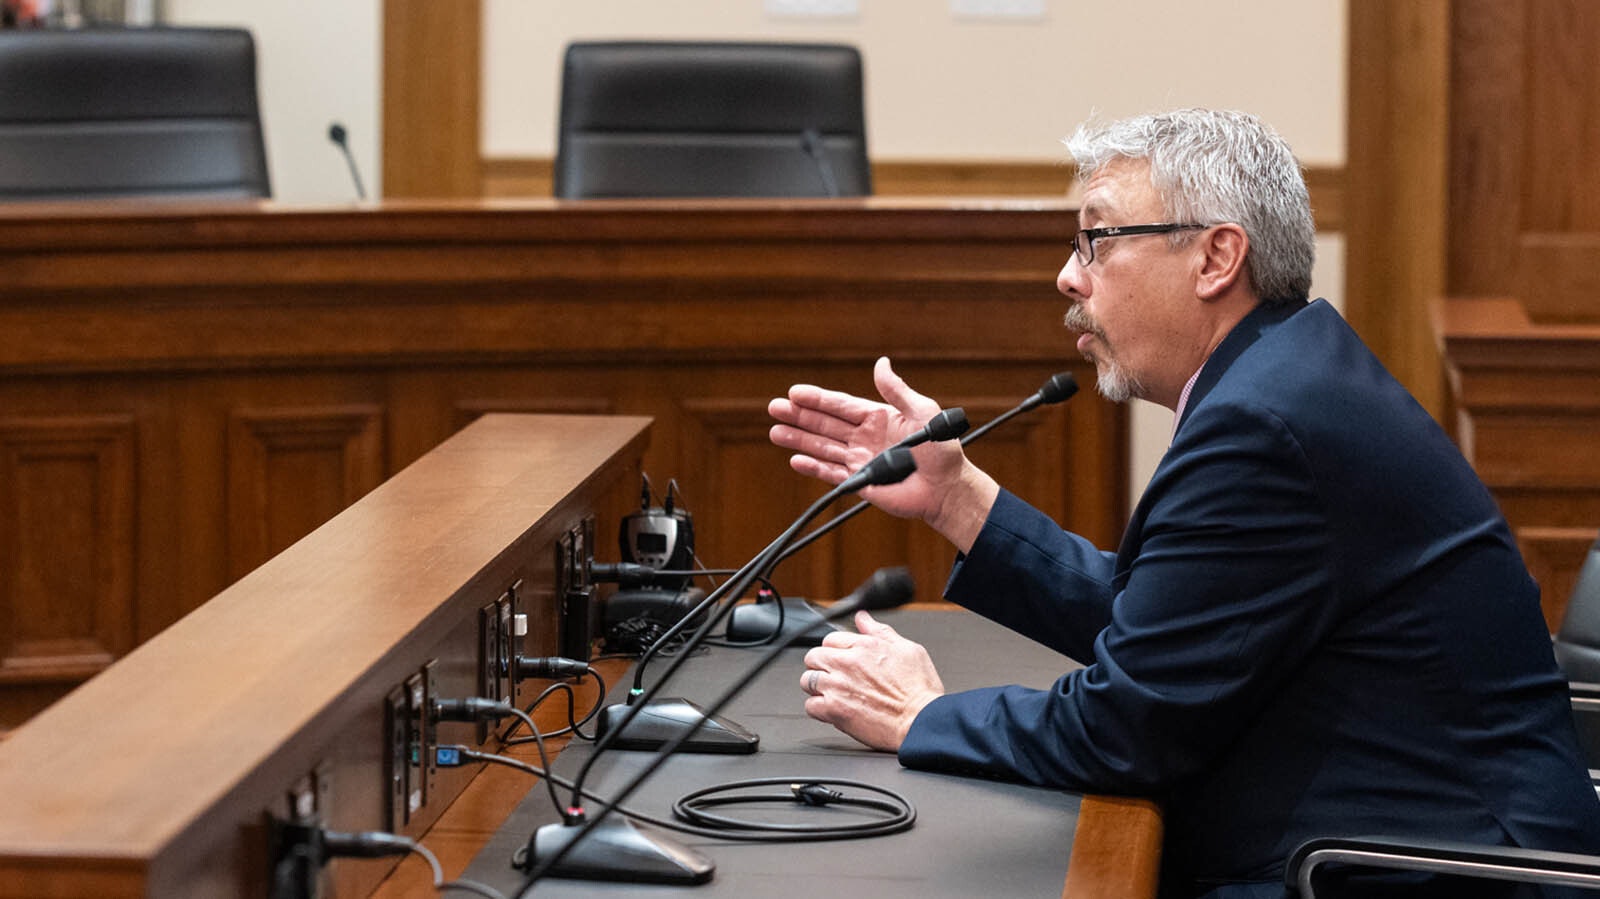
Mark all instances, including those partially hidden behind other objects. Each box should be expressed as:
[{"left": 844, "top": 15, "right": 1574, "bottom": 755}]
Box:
[
  {"left": 725, "top": 597, "right": 838, "bottom": 647},
  {"left": 526, "top": 816, "right": 714, "bottom": 884},
  {"left": 595, "top": 697, "right": 759, "bottom": 754}
]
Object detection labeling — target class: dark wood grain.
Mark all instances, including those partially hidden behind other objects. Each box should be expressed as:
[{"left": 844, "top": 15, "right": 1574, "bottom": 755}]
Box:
[{"left": 0, "top": 199, "right": 1125, "bottom": 728}]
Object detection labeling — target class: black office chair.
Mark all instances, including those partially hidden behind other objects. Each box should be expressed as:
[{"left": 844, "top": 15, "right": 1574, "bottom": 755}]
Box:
[
  {"left": 553, "top": 41, "right": 871, "bottom": 199},
  {"left": 1556, "top": 536, "right": 1600, "bottom": 682},
  {"left": 1286, "top": 836, "right": 1600, "bottom": 896},
  {"left": 1284, "top": 538, "right": 1600, "bottom": 896},
  {"left": 0, "top": 27, "right": 270, "bottom": 201}
]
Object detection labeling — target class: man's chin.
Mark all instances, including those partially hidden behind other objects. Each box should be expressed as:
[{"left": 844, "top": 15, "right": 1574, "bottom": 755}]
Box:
[{"left": 1093, "top": 363, "right": 1142, "bottom": 404}]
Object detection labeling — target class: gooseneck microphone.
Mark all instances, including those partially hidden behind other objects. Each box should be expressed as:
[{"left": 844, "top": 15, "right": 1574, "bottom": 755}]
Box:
[
  {"left": 958, "top": 371, "right": 1079, "bottom": 445},
  {"left": 722, "top": 407, "right": 969, "bottom": 645},
  {"left": 588, "top": 447, "right": 919, "bottom": 756},
  {"left": 727, "top": 374, "right": 1080, "bottom": 645},
  {"left": 763, "top": 405, "right": 971, "bottom": 573},
  {"left": 327, "top": 121, "right": 367, "bottom": 201},
  {"left": 519, "top": 566, "right": 916, "bottom": 888},
  {"left": 800, "top": 127, "right": 840, "bottom": 198}
]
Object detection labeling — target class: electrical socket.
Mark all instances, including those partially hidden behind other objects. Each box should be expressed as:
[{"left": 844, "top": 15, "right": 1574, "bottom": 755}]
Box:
[
  {"left": 418, "top": 660, "right": 437, "bottom": 809},
  {"left": 476, "top": 599, "right": 502, "bottom": 744},
  {"left": 384, "top": 687, "right": 409, "bottom": 831},
  {"left": 499, "top": 582, "right": 521, "bottom": 708},
  {"left": 274, "top": 763, "right": 333, "bottom": 899},
  {"left": 559, "top": 517, "right": 597, "bottom": 661},
  {"left": 399, "top": 661, "right": 438, "bottom": 825}
]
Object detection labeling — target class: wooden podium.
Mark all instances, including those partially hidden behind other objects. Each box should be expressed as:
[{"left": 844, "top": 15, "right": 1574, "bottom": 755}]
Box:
[
  {"left": 0, "top": 414, "right": 650, "bottom": 898},
  {"left": 0, "top": 198, "right": 1122, "bottom": 729},
  {"left": 1437, "top": 296, "right": 1600, "bottom": 628}
]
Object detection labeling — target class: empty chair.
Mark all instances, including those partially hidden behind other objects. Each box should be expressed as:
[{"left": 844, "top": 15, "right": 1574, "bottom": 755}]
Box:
[
  {"left": 554, "top": 41, "right": 870, "bottom": 199},
  {"left": 1554, "top": 535, "right": 1600, "bottom": 682},
  {"left": 1554, "top": 534, "right": 1600, "bottom": 770},
  {"left": 1286, "top": 835, "right": 1600, "bottom": 896},
  {"left": 0, "top": 27, "right": 270, "bottom": 201}
]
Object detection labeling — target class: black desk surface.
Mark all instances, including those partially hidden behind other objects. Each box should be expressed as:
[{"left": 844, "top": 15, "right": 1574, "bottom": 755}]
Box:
[{"left": 464, "top": 609, "right": 1088, "bottom": 897}]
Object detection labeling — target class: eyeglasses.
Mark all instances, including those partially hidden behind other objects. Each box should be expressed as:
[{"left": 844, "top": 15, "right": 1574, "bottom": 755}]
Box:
[{"left": 1070, "top": 223, "right": 1207, "bottom": 266}]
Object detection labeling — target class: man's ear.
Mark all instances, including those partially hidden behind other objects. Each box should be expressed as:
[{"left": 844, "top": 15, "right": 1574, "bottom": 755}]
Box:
[{"left": 1194, "top": 223, "right": 1249, "bottom": 300}]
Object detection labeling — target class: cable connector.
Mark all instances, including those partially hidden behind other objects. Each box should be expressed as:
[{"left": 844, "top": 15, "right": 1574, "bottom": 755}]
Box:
[
  {"left": 432, "top": 696, "right": 515, "bottom": 722},
  {"left": 791, "top": 782, "right": 846, "bottom": 807},
  {"left": 515, "top": 655, "right": 590, "bottom": 680},
  {"left": 320, "top": 829, "right": 415, "bottom": 859},
  {"left": 588, "top": 561, "right": 663, "bottom": 585}
]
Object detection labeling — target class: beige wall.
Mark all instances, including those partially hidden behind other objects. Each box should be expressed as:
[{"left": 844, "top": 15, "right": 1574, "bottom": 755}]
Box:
[
  {"left": 165, "top": 0, "right": 383, "bottom": 203},
  {"left": 483, "top": 0, "right": 1345, "bottom": 165}
]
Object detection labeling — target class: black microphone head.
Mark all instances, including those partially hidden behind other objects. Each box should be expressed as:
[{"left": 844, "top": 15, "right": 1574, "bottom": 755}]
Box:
[
  {"left": 892, "top": 407, "right": 970, "bottom": 450},
  {"left": 328, "top": 122, "right": 348, "bottom": 145},
  {"left": 925, "top": 407, "right": 969, "bottom": 442},
  {"left": 1038, "top": 372, "right": 1079, "bottom": 405},
  {"left": 829, "top": 566, "right": 915, "bottom": 617},
  {"left": 861, "top": 447, "right": 916, "bottom": 487}
]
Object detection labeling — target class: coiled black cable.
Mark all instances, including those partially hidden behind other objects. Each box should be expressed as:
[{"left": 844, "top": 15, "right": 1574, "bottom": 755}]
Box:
[{"left": 672, "top": 776, "right": 916, "bottom": 841}]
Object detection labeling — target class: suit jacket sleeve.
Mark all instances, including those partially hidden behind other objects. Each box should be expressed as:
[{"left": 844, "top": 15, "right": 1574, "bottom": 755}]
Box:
[{"left": 902, "top": 400, "right": 1339, "bottom": 794}]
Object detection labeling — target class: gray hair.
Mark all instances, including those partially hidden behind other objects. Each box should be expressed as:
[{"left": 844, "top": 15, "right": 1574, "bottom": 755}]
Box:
[{"left": 1064, "top": 108, "right": 1315, "bottom": 305}]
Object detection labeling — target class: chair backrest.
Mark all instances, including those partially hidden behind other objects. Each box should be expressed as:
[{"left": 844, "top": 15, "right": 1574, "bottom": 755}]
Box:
[
  {"left": 554, "top": 41, "right": 871, "bottom": 199},
  {"left": 1554, "top": 535, "right": 1600, "bottom": 682},
  {"left": 0, "top": 27, "right": 270, "bottom": 201}
]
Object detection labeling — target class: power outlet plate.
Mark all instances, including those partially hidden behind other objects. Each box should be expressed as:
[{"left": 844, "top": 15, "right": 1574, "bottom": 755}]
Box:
[
  {"left": 401, "top": 661, "right": 439, "bottom": 823},
  {"left": 476, "top": 600, "right": 502, "bottom": 744},
  {"left": 558, "top": 517, "right": 597, "bottom": 661},
  {"left": 419, "top": 660, "right": 438, "bottom": 807},
  {"left": 499, "top": 583, "right": 521, "bottom": 709},
  {"left": 384, "top": 686, "right": 409, "bottom": 831}
]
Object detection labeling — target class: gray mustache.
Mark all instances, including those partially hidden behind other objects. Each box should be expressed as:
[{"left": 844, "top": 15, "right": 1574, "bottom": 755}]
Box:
[{"left": 1063, "top": 303, "right": 1102, "bottom": 337}]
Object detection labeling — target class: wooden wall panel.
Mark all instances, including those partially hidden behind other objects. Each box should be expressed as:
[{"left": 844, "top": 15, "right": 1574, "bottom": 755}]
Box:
[
  {"left": 1448, "top": 0, "right": 1527, "bottom": 296},
  {"left": 1432, "top": 2, "right": 1600, "bottom": 624},
  {"left": 381, "top": 0, "right": 480, "bottom": 198},
  {"left": 0, "top": 414, "right": 651, "bottom": 897},
  {"left": 1345, "top": 0, "right": 1451, "bottom": 415},
  {"left": 1438, "top": 294, "right": 1600, "bottom": 626},
  {"left": 226, "top": 405, "right": 386, "bottom": 579},
  {"left": 0, "top": 199, "right": 1121, "bottom": 728},
  {"left": 1522, "top": 1, "right": 1600, "bottom": 232},
  {"left": 0, "top": 416, "right": 135, "bottom": 703},
  {"left": 1518, "top": 234, "right": 1600, "bottom": 323}
]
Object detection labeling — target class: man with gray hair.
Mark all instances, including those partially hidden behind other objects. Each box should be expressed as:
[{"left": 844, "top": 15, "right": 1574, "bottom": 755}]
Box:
[{"left": 770, "top": 108, "right": 1600, "bottom": 896}]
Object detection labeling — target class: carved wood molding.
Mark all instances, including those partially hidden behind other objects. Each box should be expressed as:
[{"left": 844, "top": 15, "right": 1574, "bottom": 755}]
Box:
[
  {"left": 226, "top": 405, "right": 385, "bottom": 578},
  {"left": 479, "top": 156, "right": 1346, "bottom": 234},
  {"left": 0, "top": 415, "right": 136, "bottom": 684}
]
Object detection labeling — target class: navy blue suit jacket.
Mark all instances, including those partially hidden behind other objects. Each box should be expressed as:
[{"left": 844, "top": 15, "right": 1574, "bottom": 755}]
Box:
[{"left": 900, "top": 299, "right": 1600, "bottom": 896}]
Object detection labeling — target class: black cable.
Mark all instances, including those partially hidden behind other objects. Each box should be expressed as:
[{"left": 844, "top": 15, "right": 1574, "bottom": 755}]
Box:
[
  {"left": 672, "top": 777, "right": 915, "bottom": 840},
  {"left": 448, "top": 747, "right": 913, "bottom": 844},
  {"left": 500, "top": 666, "right": 608, "bottom": 745},
  {"left": 434, "top": 696, "right": 565, "bottom": 818},
  {"left": 299, "top": 826, "right": 508, "bottom": 899},
  {"left": 500, "top": 704, "right": 563, "bottom": 818}
]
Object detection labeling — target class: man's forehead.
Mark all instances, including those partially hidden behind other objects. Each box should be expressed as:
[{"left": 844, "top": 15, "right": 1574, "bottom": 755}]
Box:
[{"left": 1079, "top": 159, "right": 1155, "bottom": 223}]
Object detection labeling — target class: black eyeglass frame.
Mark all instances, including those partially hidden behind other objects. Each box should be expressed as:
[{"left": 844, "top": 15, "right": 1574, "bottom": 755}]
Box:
[{"left": 1071, "top": 222, "right": 1207, "bottom": 266}]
